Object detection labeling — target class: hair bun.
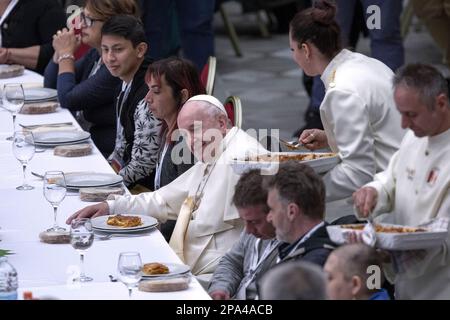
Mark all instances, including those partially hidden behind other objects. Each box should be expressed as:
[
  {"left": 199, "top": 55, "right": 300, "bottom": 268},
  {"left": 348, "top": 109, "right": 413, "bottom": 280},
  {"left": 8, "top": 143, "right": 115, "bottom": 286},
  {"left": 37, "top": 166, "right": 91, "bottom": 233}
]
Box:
[{"left": 312, "top": 0, "right": 337, "bottom": 25}]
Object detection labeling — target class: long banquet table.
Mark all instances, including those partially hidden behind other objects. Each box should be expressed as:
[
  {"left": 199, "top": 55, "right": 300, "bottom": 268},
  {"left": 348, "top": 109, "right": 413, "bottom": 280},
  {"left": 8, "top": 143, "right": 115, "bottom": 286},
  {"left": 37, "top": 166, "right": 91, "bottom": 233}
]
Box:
[{"left": 0, "top": 71, "right": 210, "bottom": 300}]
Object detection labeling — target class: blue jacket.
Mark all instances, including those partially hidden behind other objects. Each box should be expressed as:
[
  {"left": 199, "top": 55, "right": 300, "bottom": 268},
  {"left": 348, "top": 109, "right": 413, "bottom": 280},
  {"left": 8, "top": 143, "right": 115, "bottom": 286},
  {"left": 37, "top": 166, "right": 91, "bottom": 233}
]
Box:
[{"left": 44, "top": 49, "right": 121, "bottom": 156}]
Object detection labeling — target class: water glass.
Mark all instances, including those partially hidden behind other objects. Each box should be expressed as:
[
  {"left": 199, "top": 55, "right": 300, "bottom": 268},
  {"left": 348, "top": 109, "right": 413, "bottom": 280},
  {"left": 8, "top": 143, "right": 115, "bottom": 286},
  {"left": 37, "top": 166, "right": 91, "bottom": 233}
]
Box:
[
  {"left": 70, "top": 218, "right": 94, "bottom": 282},
  {"left": 118, "top": 252, "right": 142, "bottom": 298},
  {"left": 3, "top": 84, "right": 25, "bottom": 141},
  {"left": 43, "top": 171, "right": 67, "bottom": 231},
  {"left": 12, "top": 130, "right": 35, "bottom": 190}
]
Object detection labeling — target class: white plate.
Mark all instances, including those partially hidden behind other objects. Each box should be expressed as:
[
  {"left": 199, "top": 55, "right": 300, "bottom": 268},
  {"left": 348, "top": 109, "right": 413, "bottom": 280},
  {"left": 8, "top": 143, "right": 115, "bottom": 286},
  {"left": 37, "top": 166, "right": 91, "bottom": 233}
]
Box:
[
  {"left": 230, "top": 152, "right": 340, "bottom": 175},
  {"left": 32, "top": 130, "right": 90, "bottom": 145},
  {"left": 24, "top": 88, "right": 57, "bottom": 102},
  {"left": 141, "top": 263, "right": 191, "bottom": 278},
  {"left": 64, "top": 172, "right": 123, "bottom": 188},
  {"left": 91, "top": 215, "right": 158, "bottom": 232}
]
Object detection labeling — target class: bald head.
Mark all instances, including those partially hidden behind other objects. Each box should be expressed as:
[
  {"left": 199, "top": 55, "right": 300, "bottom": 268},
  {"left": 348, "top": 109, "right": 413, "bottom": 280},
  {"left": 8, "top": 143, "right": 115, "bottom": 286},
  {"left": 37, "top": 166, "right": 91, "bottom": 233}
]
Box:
[
  {"left": 330, "top": 244, "right": 380, "bottom": 280},
  {"left": 177, "top": 98, "right": 229, "bottom": 162}
]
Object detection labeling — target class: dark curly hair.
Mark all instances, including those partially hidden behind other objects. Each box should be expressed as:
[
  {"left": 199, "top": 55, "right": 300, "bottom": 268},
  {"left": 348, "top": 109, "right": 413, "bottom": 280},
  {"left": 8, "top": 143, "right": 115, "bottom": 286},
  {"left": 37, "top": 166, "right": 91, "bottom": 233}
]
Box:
[{"left": 289, "top": 0, "right": 342, "bottom": 59}]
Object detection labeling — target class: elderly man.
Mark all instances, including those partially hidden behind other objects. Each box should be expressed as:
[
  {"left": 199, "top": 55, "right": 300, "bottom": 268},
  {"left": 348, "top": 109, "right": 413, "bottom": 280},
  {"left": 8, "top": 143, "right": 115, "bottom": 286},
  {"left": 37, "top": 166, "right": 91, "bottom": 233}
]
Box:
[
  {"left": 67, "top": 95, "right": 265, "bottom": 284},
  {"left": 353, "top": 64, "right": 450, "bottom": 299},
  {"left": 264, "top": 161, "right": 335, "bottom": 266},
  {"left": 209, "top": 169, "right": 279, "bottom": 300}
]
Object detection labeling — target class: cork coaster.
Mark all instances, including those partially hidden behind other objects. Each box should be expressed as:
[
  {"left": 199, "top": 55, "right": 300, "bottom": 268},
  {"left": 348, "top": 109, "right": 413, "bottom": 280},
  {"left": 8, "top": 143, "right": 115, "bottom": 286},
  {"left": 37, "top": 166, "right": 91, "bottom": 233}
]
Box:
[
  {"left": 20, "top": 101, "right": 58, "bottom": 114},
  {"left": 39, "top": 230, "right": 70, "bottom": 244},
  {"left": 138, "top": 277, "right": 189, "bottom": 292},
  {"left": 79, "top": 186, "right": 125, "bottom": 202},
  {"left": 0, "top": 64, "right": 24, "bottom": 79},
  {"left": 54, "top": 143, "right": 92, "bottom": 157}
]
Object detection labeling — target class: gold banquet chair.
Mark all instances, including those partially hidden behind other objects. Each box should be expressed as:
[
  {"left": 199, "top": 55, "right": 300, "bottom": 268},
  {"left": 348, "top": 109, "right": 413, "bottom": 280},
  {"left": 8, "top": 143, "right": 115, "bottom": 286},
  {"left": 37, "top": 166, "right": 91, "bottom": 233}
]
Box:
[
  {"left": 200, "top": 56, "right": 217, "bottom": 95},
  {"left": 224, "top": 95, "right": 243, "bottom": 128}
]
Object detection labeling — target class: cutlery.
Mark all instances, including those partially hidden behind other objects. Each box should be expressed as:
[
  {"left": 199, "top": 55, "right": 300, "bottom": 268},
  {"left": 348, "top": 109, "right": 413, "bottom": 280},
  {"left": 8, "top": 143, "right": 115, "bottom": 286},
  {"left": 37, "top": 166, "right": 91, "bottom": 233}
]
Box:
[
  {"left": 279, "top": 138, "right": 305, "bottom": 150},
  {"left": 109, "top": 275, "right": 118, "bottom": 282},
  {"left": 95, "top": 233, "right": 149, "bottom": 240},
  {"left": 31, "top": 171, "right": 44, "bottom": 179},
  {"left": 20, "top": 122, "right": 73, "bottom": 129}
]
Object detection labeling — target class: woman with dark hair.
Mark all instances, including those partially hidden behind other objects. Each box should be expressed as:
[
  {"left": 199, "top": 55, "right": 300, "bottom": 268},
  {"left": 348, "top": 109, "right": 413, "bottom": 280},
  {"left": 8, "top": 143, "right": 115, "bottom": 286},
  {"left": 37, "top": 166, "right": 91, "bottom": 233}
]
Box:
[
  {"left": 291, "top": 0, "right": 404, "bottom": 215},
  {"left": 44, "top": 0, "right": 140, "bottom": 156},
  {"left": 145, "top": 57, "right": 206, "bottom": 241}
]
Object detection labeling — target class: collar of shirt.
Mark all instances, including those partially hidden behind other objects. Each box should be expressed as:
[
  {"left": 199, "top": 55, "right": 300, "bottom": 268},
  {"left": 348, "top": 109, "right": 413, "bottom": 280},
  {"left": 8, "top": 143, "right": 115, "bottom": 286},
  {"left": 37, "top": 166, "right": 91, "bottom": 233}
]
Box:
[
  {"left": 320, "top": 48, "right": 352, "bottom": 91},
  {"left": 278, "top": 221, "right": 325, "bottom": 260},
  {"left": 0, "top": 0, "right": 19, "bottom": 47},
  {"left": 427, "top": 127, "right": 450, "bottom": 149}
]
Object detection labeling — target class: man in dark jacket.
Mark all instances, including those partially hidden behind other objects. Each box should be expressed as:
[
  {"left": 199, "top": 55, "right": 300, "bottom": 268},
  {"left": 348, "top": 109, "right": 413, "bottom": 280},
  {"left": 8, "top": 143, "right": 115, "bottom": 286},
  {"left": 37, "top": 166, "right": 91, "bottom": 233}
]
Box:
[
  {"left": 101, "top": 15, "right": 161, "bottom": 190},
  {"left": 264, "top": 161, "right": 335, "bottom": 266}
]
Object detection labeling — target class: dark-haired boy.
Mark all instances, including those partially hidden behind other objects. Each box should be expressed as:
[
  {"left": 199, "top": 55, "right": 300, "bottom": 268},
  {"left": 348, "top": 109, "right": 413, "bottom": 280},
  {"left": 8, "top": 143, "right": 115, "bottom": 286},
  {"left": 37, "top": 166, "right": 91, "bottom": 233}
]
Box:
[{"left": 101, "top": 15, "right": 161, "bottom": 190}]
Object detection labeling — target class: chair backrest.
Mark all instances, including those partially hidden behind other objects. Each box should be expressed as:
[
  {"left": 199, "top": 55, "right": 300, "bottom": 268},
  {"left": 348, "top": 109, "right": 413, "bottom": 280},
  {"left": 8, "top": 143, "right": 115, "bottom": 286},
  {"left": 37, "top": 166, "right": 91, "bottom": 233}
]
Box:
[
  {"left": 200, "top": 56, "right": 216, "bottom": 95},
  {"left": 224, "top": 95, "right": 243, "bottom": 128}
]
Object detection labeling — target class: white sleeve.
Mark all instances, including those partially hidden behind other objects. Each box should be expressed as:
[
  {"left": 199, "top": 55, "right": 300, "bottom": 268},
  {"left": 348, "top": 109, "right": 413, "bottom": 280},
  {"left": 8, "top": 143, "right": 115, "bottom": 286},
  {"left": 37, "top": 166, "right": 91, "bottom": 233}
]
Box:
[
  {"left": 365, "top": 150, "right": 400, "bottom": 216},
  {"left": 107, "top": 165, "right": 200, "bottom": 222},
  {"left": 321, "top": 89, "right": 377, "bottom": 201}
]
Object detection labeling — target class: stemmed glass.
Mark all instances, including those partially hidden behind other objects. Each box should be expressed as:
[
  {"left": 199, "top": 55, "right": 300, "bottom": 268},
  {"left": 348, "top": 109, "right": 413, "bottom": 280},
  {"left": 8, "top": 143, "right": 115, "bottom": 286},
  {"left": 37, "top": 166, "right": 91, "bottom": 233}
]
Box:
[
  {"left": 70, "top": 218, "right": 94, "bottom": 282},
  {"left": 12, "top": 130, "right": 35, "bottom": 190},
  {"left": 3, "top": 84, "right": 25, "bottom": 141},
  {"left": 117, "top": 252, "right": 142, "bottom": 298},
  {"left": 43, "top": 171, "right": 67, "bottom": 232}
]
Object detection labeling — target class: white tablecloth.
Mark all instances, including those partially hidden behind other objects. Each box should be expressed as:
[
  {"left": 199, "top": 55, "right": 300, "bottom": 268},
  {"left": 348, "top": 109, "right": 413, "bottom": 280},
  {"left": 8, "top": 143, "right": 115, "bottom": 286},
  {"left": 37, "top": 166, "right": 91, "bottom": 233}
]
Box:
[{"left": 0, "top": 75, "right": 210, "bottom": 300}]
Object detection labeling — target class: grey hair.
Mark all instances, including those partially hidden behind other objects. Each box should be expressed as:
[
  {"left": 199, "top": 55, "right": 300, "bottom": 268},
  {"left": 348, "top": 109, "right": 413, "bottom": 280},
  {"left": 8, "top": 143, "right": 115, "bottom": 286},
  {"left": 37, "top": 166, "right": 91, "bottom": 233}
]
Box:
[
  {"left": 259, "top": 261, "right": 327, "bottom": 300},
  {"left": 393, "top": 63, "right": 449, "bottom": 110}
]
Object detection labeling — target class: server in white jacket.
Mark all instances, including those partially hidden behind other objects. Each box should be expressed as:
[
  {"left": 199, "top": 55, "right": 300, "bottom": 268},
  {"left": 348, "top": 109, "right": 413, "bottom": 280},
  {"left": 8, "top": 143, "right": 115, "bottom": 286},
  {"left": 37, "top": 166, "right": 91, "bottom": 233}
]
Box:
[
  {"left": 290, "top": 0, "right": 404, "bottom": 217},
  {"left": 353, "top": 64, "right": 450, "bottom": 299},
  {"left": 67, "top": 95, "right": 265, "bottom": 284}
]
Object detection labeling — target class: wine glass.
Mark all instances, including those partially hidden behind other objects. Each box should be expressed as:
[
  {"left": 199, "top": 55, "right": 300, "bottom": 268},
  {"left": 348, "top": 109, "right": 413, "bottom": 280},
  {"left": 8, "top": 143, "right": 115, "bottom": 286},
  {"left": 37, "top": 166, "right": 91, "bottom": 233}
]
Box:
[
  {"left": 12, "top": 130, "right": 35, "bottom": 190},
  {"left": 43, "top": 171, "right": 67, "bottom": 232},
  {"left": 70, "top": 218, "right": 94, "bottom": 282},
  {"left": 117, "top": 252, "right": 142, "bottom": 298},
  {"left": 3, "top": 84, "right": 25, "bottom": 141}
]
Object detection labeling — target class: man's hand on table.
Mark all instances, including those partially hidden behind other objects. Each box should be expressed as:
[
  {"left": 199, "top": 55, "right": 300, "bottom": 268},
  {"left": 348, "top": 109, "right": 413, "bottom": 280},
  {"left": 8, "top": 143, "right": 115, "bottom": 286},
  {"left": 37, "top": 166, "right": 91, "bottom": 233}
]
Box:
[{"left": 66, "top": 201, "right": 110, "bottom": 224}]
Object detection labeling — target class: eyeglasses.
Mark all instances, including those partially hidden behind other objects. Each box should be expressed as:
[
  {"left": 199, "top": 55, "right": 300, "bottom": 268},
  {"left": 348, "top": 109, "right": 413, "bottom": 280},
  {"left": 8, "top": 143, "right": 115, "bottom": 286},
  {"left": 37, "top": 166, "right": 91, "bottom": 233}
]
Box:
[{"left": 80, "top": 11, "right": 103, "bottom": 27}]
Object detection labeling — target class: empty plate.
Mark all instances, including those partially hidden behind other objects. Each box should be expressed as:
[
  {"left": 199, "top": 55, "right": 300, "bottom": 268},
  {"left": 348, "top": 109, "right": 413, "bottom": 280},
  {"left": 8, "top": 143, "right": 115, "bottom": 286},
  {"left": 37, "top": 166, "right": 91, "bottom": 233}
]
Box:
[
  {"left": 64, "top": 172, "right": 123, "bottom": 188},
  {"left": 24, "top": 88, "right": 58, "bottom": 102},
  {"left": 32, "top": 130, "right": 90, "bottom": 146}
]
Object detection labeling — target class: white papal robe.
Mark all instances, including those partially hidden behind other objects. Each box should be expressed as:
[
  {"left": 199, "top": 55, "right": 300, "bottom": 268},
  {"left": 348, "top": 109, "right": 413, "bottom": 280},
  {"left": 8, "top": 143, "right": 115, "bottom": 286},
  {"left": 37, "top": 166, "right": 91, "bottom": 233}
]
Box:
[{"left": 107, "top": 127, "right": 265, "bottom": 283}]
